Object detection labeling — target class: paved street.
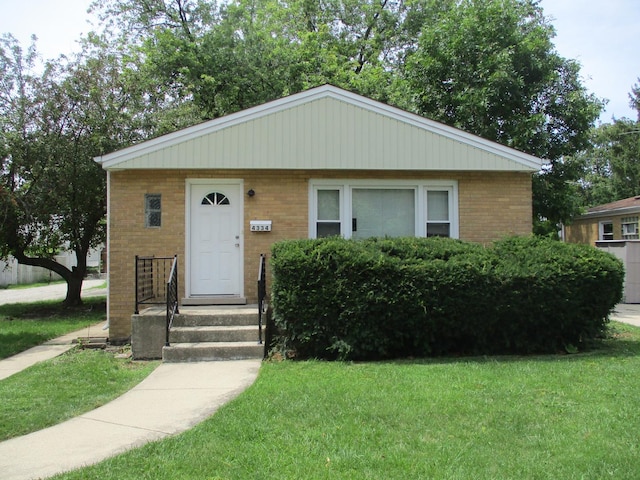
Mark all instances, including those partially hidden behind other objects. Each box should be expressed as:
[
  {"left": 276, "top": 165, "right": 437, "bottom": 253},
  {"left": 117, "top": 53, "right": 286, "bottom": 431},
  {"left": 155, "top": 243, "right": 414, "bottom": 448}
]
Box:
[{"left": 0, "top": 279, "right": 107, "bottom": 306}]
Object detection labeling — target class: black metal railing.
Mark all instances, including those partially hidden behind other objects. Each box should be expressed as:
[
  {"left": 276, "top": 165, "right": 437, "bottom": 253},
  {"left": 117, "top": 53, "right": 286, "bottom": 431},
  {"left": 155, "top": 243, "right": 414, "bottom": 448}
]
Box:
[
  {"left": 135, "top": 255, "right": 177, "bottom": 313},
  {"left": 165, "top": 255, "right": 179, "bottom": 346},
  {"left": 257, "top": 253, "right": 267, "bottom": 347}
]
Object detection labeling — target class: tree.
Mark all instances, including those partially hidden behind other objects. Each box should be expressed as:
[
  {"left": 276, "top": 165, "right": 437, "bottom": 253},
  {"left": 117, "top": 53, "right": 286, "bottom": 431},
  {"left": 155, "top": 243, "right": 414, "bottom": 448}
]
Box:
[
  {"left": 577, "top": 81, "right": 640, "bottom": 207},
  {"left": 91, "top": 0, "right": 413, "bottom": 119},
  {"left": 90, "top": 0, "right": 602, "bottom": 234},
  {"left": 400, "top": 0, "right": 603, "bottom": 234},
  {"left": 0, "top": 34, "right": 149, "bottom": 305}
]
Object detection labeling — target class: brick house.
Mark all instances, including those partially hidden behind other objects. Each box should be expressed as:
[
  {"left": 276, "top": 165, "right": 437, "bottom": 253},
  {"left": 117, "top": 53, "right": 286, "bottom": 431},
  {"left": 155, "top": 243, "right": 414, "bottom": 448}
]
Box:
[
  {"left": 563, "top": 195, "right": 640, "bottom": 245},
  {"left": 564, "top": 196, "right": 640, "bottom": 303},
  {"left": 96, "top": 85, "right": 543, "bottom": 343}
]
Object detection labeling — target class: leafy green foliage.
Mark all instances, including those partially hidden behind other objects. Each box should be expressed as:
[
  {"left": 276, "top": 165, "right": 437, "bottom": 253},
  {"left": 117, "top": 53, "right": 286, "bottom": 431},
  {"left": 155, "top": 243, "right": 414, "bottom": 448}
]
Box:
[
  {"left": 90, "top": 0, "right": 603, "bottom": 234},
  {"left": 0, "top": 34, "right": 152, "bottom": 304},
  {"left": 576, "top": 81, "right": 640, "bottom": 207},
  {"left": 270, "top": 236, "right": 623, "bottom": 360}
]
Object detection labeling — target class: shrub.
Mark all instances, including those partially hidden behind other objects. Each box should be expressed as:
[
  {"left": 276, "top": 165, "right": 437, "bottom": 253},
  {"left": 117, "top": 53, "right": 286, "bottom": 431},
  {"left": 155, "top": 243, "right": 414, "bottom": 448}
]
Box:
[{"left": 270, "top": 236, "right": 624, "bottom": 360}]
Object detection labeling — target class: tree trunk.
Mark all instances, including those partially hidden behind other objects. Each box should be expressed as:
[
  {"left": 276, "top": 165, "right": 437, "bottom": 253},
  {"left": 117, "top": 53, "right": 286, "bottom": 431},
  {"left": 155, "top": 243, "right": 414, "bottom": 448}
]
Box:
[
  {"left": 63, "top": 249, "right": 89, "bottom": 306},
  {"left": 63, "top": 269, "right": 85, "bottom": 306},
  {"left": 13, "top": 251, "right": 87, "bottom": 307}
]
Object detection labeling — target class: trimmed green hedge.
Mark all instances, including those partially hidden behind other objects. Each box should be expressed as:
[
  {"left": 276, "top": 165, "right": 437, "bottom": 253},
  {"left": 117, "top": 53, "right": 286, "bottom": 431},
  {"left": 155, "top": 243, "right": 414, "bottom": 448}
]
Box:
[{"left": 270, "top": 236, "right": 624, "bottom": 360}]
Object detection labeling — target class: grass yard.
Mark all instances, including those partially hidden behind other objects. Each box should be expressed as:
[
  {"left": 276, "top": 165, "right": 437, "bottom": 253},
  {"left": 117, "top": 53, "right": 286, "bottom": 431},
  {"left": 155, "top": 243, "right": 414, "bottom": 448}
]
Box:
[
  {"left": 0, "top": 298, "right": 106, "bottom": 359},
  {"left": 54, "top": 322, "right": 640, "bottom": 480},
  {"left": 0, "top": 348, "right": 158, "bottom": 441}
]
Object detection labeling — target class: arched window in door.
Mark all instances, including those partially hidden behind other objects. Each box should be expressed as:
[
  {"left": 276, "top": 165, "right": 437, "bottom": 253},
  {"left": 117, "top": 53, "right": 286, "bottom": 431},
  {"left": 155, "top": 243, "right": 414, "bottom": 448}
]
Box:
[{"left": 201, "top": 192, "right": 230, "bottom": 206}]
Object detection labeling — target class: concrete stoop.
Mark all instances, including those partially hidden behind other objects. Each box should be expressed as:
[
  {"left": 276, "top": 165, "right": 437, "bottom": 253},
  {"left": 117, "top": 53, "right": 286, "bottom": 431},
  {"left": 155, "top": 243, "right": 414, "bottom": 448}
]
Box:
[
  {"left": 162, "top": 305, "right": 265, "bottom": 363},
  {"left": 163, "top": 342, "right": 265, "bottom": 362}
]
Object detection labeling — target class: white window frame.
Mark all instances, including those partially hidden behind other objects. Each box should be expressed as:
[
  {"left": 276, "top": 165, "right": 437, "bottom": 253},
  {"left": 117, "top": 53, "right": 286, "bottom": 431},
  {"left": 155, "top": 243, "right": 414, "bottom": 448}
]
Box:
[
  {"left": 621, "top": 217, "right": 639, "bottom": 239},
  {"left": 599, "top": 220, "right": 614, "bottom": 241},
  {"left": 313, "top": 186, "right": 344, "bottom": 238},
  {"left": 309, "top": 179, "right": 459, "bottom": 239}
]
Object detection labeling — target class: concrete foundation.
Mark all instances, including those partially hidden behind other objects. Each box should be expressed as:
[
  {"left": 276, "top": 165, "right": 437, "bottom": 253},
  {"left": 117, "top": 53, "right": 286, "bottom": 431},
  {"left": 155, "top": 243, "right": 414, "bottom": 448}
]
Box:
[{"left": 131, "top": 313, "right": 165, "bottom": 360}]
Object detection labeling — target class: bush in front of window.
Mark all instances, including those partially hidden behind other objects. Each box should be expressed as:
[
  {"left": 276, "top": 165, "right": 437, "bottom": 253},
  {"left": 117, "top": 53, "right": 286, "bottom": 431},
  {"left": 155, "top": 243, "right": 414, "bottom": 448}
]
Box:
[{"left": 269, "top": 236, "right": 624, "bottom": 360}]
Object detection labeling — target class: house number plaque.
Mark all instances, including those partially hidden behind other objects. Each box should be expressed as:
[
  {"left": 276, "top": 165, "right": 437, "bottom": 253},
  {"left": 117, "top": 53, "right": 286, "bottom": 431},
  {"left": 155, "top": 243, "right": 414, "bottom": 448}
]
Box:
[{"left": 250, "top": 220, "right": 272, "bottom": 232}]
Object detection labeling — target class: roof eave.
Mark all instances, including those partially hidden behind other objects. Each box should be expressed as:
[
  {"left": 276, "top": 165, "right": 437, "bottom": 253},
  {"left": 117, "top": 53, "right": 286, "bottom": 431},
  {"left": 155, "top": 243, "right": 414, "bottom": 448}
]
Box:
[{"left": 579, "top": 205, "right": 640, "bottom": 219}]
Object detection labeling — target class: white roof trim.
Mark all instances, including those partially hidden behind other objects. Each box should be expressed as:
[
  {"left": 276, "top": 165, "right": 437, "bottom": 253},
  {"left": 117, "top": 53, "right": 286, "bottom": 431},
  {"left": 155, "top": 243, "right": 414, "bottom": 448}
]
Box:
[
  {"left": 578, "top": 205, "right": 640, "bottom": 219},
  {"left": 95, "top": 85, "right": 544, "bottom": 171}
]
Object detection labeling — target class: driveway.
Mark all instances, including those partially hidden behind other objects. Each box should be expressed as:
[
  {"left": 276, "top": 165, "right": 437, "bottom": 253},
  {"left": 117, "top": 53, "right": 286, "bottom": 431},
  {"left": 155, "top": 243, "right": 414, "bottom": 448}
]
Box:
[
  {"left": 610, "top": 303, "right": 640, "bottom": 327},
  {"left": 0, "top": 279, "right": 107, "bottom": 306}
]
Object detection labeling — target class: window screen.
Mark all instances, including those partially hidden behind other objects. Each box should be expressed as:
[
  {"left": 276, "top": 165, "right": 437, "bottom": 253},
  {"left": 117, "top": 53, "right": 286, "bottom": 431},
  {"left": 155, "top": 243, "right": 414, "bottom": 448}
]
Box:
[
  {"left": 426, "top": 190, "right": 450, "bottom": 237},
  {"left": 600, "top": 222, "right": 614, "bottom": 241},
  {"left": 317, "top": 189, "right": 341, "bottom": 237}
]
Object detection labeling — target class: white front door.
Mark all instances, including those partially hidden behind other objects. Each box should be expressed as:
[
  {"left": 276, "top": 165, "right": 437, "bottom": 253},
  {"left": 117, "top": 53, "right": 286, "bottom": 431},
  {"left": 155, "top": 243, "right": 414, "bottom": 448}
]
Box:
[{"left": 189, "top": 183, "right": 242, "bottom": 296}]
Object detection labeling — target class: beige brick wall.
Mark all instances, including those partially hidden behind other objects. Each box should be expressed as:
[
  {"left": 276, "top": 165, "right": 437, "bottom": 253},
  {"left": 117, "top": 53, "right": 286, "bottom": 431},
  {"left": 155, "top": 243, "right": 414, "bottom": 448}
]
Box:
[
  {"left": 565, "top": 214, "right": 637, "bottom": 245},
  {"left": 458, "top": 172, "right": 533, "bottom": 244},
  {"left": 564, "top": 218, "right": 599, "bottom": 245},
  {"left": 108, "top": 169, "right": 532, "bottom": 341}
]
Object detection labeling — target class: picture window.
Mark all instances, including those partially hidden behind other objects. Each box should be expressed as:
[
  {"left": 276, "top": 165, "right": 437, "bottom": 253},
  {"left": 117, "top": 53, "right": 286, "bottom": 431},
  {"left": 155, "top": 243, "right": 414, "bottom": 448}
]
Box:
[{"left": 310, "top": 180, "right": 458, "bottom": 239}]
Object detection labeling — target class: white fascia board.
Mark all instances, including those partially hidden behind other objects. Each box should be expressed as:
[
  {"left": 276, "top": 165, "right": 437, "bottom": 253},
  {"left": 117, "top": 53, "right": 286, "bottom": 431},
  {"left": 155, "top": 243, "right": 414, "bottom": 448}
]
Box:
[
  {"left": 94, "top": 85, "right": 545, "bottom": 172},
  {"left": 578, "top": 206, "right": 640, "bottom": 219}
]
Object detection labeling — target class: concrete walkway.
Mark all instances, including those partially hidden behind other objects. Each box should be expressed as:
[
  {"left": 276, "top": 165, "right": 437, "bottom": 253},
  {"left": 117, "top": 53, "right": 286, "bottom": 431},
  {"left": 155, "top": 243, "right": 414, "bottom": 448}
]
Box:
[
  {"left": 610, "top": 303, "right": 640, "bottom": 327},
  {"left": 0, "top": 357, "right": 261, "bottom": 480},
  {"left": 0, "top": 279, "right": 109, "bottom": 381},
  {"left": 0, "top": 322, "right": 107, "bottom": 381},
  {"left": 0, "top": 281, "right": 262, "bottom": 480}
]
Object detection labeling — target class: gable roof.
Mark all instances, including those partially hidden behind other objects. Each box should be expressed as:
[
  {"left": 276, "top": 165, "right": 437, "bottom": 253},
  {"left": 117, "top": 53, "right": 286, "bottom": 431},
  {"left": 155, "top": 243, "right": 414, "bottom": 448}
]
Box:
[
  {"left": 95, "top": 85, "right": 544, "bottom": 172},
  {"left": 580, "top": 195, "right": 640, "bottom": 218}
]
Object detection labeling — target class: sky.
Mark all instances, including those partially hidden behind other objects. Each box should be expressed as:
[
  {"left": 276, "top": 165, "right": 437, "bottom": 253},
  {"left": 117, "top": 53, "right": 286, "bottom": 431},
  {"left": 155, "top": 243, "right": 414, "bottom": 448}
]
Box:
[{"left": 1, "top": 0, "right": 638, "bottom": 123}]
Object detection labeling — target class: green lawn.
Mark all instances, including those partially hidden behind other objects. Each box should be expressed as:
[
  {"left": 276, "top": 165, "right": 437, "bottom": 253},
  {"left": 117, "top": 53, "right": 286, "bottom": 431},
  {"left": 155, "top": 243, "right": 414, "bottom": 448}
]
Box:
[
  {"left": 0, "top": 295, "right": 157, "bottom": 442},
  {"left": 0, "top": 297, "right": 107, "bottom": 359},
  {"left": 54, "top": 322, "right": 640, "bottom": 480},
  {"left": 0, "top": 348, "right": 158, "bottom": 441}
]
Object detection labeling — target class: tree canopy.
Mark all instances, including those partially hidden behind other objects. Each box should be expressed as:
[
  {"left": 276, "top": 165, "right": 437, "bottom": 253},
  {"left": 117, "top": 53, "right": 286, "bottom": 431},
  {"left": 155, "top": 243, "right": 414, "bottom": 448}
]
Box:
[
  {"left": 576, "top": 81, "right": 640, "bottom": 208},
  {"left": 1, "top": 0, "right": 614, "bottom": 302},
  {"left": 90, "top": 0, "right": 603, "bottom": 233},
  {"left": 0, "top": 34, "right": 151, "bottom": 304}
]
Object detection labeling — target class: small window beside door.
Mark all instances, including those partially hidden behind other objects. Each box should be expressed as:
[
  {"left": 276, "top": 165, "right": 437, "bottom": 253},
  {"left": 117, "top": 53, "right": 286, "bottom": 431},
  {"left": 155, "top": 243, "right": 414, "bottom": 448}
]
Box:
[{"left": 145, "top": 194, "right": 162, "bottom": 228}]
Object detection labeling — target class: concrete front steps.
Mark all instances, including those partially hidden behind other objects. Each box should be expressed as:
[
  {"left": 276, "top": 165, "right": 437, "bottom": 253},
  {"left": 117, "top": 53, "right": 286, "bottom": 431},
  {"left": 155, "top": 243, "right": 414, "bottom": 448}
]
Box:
[{"left": 162, "top": 305, "right": 265, "bottom": 362}]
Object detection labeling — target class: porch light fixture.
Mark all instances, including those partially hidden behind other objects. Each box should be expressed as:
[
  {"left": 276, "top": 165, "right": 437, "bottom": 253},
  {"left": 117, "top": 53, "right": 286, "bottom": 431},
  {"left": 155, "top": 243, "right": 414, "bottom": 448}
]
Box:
[{"left": 247, "top": 189, "right": 255, "bottom": 197}]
